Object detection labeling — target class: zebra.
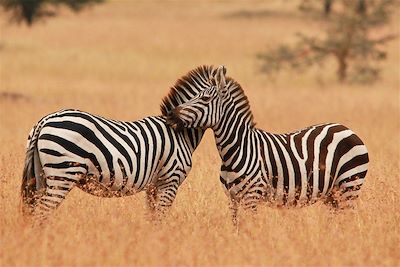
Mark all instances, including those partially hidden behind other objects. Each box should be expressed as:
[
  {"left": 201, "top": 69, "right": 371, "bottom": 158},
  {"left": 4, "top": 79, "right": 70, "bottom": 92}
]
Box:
[
  {"left": 166, "top": 65, "right": 369, "bottom": 225},
  {"left": 21, "top": 66, "right": 216, "bottom": 223}
]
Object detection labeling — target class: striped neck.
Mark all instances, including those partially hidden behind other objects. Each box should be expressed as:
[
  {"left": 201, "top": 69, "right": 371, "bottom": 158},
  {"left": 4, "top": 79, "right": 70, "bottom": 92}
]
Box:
[
  {"left": 212, "top": 87, "right": 255, "bottom": 163},
  {"left": 183, "top": 128, "right": 206, "bottom": 152}
]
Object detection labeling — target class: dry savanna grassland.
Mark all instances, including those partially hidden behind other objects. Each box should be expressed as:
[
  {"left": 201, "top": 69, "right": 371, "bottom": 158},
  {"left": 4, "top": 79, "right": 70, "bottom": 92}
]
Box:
[{"left": 0, "top": 1, "right": 399, "bottom": 266}]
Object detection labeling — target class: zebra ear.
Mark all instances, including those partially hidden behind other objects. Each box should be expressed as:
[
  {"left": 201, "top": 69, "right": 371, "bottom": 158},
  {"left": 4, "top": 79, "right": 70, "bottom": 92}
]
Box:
[{"left": 215, "top": 65, "right": 227, "bottom": 92}]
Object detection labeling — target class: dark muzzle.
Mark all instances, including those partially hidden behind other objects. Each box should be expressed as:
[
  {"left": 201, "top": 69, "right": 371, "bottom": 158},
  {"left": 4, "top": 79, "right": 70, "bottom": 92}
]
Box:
[{"left": 166, "top": 107, "right": 185, "bottom": 131}]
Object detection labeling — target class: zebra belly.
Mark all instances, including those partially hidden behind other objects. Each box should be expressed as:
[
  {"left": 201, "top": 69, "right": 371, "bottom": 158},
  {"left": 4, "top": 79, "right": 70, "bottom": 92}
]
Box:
[
  {"left": 76, "top": 178, "right": 139, "bottom": 197},
  {"left": 221, "top": 169, "right": 314, "bottom": 207}
]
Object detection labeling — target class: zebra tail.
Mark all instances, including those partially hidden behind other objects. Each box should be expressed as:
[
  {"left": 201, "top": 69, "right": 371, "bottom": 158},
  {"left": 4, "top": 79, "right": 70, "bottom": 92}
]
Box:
[{"left": 21, "top": 124, "right": 45, "bottom": 217}]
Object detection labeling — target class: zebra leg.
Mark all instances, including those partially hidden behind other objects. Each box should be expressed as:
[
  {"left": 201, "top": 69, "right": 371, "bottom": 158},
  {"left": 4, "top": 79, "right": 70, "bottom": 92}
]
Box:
[
  {"left": 155, "top": 176, "right": 180, "bottom": 219},
  {"left": 242, "top": 196, "right": 260, "bottom": 213},
  {"left": 327, "top": 174, "right": 365, "bottom": 210},
  {"left": 229, "top": 198, "right": 239, "bottom": 228},
  {"left": 33, "top": 176, "right": 76, "bottom": 224},
  {"left": 241, "top": 186, "right": 264, "bottom": 213},
  {"left": 145, "top": 184, "right": 157, "bottom": 219},
  {"left": 239, "top": 192, "right": 261, "bottom": 228},
  {"left": 324, "top": 191, "right": 340, "bottom": 209},
  {"left": 338, "top": 174, "right": 365, "bottom": 209}
]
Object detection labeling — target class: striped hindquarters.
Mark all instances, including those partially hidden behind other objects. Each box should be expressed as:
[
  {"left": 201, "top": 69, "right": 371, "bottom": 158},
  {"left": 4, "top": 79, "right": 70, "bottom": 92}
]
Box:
[{"left": 258, "top": 123, "right": 369, "bottom": 205}]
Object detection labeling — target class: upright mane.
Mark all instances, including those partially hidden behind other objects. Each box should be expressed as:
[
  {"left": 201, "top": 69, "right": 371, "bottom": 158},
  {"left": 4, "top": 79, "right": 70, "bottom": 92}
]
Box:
[
  {"left": 161, "top": 65, "right": 256, "bottom": 128},
  {"left": 225, "top": 77, "right": 256, "bottom": 128},
  {"left": 160, "top": 65, "right": 215, "bottom": 116}
]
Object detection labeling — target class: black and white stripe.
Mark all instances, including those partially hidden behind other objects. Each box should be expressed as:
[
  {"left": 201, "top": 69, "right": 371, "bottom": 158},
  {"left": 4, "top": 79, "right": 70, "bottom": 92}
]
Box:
[
  {"left": 167, "top": 65, "right": 369, "bottom": 224},
  {"left": 21, "top": 67, "right": 215, "bottom": 222}
]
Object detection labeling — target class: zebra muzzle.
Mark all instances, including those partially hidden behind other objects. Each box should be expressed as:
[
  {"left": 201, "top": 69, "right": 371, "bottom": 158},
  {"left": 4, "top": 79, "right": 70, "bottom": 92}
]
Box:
[{"left": 166, "top": 110, "right": 184, "bottom": 131}]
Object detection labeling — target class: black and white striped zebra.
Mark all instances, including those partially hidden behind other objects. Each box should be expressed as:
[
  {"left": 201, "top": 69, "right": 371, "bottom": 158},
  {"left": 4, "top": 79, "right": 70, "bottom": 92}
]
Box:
[
  {"left": 21, "top": 66, "right": 215, "bottom": 222},
  {"left": 167, "top": 65, "right": 369, "bottom": 225}
]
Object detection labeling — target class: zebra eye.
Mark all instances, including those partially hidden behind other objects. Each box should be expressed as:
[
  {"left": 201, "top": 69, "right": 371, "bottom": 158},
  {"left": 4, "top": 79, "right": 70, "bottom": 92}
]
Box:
[
  {"left": 200, "top": 95, "right": 212, "bottom": 102},
  {"left": 210, "top": 78, "right": 217, "bottom": 86}
]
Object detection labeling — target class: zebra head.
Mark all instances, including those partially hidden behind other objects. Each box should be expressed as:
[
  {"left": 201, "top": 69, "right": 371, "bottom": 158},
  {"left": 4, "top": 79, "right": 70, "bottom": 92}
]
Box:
[{"left": 166, "top": 65, "right": 229, "bottom": 130}]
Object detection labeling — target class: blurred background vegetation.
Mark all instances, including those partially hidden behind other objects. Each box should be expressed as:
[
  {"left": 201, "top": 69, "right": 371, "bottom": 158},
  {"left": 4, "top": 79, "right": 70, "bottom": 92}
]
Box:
[
  {"left": 0, "top": 0, "right": 103, "bottom": 25},
  {"left": 0, "top": 0, "right": 397, "bottom": 85},
  {"left": 258, "top": 0, "right": 398, "bottom": 83},
  {"left": 0, "top": 2, "right": 399, "bottom": 266}
]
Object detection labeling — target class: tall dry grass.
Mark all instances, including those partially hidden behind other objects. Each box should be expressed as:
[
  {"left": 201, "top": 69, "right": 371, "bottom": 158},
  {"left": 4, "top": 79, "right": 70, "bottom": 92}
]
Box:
[{"left": 0, "top": 1, "right": 399, "bottom": 266}]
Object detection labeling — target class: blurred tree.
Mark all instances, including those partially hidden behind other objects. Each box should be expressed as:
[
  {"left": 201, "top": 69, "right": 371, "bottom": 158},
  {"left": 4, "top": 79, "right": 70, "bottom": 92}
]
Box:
[
  {"left": 259, "top": 0, "right": 398, "bottom": 83},
  {"left": 299, "top": 0, "right": 367, "bottom": 16},
  {"left": 324, "top": 0, "right": 333, "bottom": 15},
  {"left": 0, "top": 0, "right": 104, "bottom": 26}
]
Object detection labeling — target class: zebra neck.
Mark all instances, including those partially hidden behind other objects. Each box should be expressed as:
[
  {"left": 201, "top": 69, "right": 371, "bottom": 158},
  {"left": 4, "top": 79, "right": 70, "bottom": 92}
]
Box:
[
  {"left": 212, "top": 102, "right": 254, "bottom": 163},
  {"left": 183, "top": 128, "right": 206, "bottom": 152}
]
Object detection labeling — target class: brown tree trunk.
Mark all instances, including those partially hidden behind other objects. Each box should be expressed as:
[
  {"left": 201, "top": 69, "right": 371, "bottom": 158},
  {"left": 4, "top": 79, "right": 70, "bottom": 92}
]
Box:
[
  {"left": 324, "top": 0, "right": 333, "bottom": 16},
  {"left": 337, "top": 54, "right": 348, "bottom": 82},
  {"left": 357, "top": 0, "right": 367, "bottom": 15}
]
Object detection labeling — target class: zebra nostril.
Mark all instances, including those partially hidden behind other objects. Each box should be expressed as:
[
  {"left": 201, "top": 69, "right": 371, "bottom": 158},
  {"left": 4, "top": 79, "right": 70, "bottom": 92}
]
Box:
[
  {"left": 175, "top": 106, "right": 183, "bottom": 113},
  {"left": 166, "top": 110, "right": 184, "bottom": 130},
  {"left": 166, "top": 114, "right": 175, "bottom": 125}
]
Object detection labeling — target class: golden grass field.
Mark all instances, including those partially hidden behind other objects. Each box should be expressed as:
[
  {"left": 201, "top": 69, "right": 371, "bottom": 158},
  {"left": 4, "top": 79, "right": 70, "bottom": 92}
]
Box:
[{"left": 0, "top": 1, "right": 399, "bottom": 266}]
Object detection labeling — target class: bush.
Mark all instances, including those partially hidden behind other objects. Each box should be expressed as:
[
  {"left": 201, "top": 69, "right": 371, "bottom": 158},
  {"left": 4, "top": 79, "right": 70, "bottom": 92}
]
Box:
[{"left": 0, "top": 0, "right": 104, "bottom": 26}]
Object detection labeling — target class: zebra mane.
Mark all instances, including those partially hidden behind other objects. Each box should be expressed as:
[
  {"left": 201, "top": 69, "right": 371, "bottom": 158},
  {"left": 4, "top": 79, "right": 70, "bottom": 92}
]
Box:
[
  {"left": 160, "top": 65, "right": 216, "bottom": 116},
  {"left": 160, "top": 65, "right": 256, "bottom": 128},
  {"left": 226, "top": 78, "right": 256, "bottom": 128}
]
